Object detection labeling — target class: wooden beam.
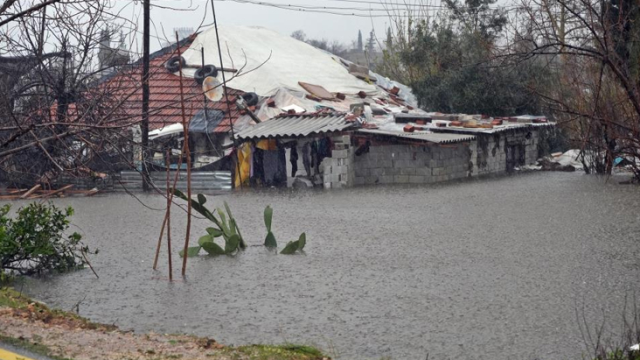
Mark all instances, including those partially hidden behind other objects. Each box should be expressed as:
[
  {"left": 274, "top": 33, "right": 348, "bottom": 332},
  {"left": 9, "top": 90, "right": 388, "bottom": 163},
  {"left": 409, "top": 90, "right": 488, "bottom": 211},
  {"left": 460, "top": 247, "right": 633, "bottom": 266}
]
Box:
[{"left": 20, "top": 184, "right": 41, "bottom": 199}]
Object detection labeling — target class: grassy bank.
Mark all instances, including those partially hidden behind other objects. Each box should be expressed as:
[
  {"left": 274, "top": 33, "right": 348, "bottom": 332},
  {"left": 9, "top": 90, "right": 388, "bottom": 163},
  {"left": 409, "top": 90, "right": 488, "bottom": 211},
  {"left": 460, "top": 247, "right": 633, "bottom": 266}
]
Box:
[{"left": 0, "top": 287, "right": 327, "bottom": 360}]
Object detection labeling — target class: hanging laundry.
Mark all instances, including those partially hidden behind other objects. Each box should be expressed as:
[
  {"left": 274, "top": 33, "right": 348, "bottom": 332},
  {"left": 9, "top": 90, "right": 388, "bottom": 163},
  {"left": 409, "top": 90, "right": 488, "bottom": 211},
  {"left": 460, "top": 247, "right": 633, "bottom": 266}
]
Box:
[
  {"left": 301, "top": 141, "right": 311, "bottom": 177},
  {"left": 252, "top": 147, "right": 265, "bottom": 186},
  {"left": 234, "top": 142, "right": 252, "bottom": 188},
  {"left": 290, "top": 144, "right": 299, "bottom": 177},
  {"left": 256, "top": 139, "right": 278, "bottom": 151},
  {"left": 263, "top": 150, "right": 280, "bottom": 186},
  {"left": 275, "top": 143, "right": 288, "bottom": 186},
  {"left": 311, "top": 140, "right": 320, "bottom": 175}
]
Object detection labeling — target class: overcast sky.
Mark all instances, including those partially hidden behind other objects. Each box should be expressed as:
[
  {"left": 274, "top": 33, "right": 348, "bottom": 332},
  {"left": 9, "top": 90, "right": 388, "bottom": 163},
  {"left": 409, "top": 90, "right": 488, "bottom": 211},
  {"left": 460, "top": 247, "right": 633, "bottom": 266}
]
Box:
[{"left": 113, "top": 0, "right": 420, "bottom": 53}]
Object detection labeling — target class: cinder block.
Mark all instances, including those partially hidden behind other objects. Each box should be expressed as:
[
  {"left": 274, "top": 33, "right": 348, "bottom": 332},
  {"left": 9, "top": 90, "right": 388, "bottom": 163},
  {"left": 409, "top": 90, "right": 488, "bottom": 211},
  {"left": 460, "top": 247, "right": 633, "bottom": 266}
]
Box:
[
  {"left": 365, "top": 176, "right": 378, "bottom": 184},
  {"left": 355, "top": 177, "right": 365, "bottom": 185},
  {"left": 332, "top": 149, "right": 348, "bottom": 159},
  {"left": 394, "top": 175, "right": 409, "bottom": 183},
  {"left": 383, "top": 167, "right": 400, "bottom": 176},
  {"left": 409, "top": 175, "right": 425, "bottom": 183},
  {"left": 415, "top": 167, "right": 430, "bottom": 176},
  {"left": 333, "top": 135, "right": 351, "bottom": 144},
  {"left": 370, "top": 168, "right": 383, "bottom": 176},
  {"left": 400, "top": 167, "right": 416, "bottom": 175},
  {"left": 381, "top": 175, "right": 394, "bottom": 184}
]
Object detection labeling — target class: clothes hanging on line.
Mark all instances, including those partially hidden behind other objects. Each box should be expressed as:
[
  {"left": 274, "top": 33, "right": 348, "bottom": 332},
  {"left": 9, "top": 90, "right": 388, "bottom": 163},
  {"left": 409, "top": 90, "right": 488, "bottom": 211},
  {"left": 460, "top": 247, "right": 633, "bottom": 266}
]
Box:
[{"left": 290, "top": 144, "right": 299, "bottom": 177}]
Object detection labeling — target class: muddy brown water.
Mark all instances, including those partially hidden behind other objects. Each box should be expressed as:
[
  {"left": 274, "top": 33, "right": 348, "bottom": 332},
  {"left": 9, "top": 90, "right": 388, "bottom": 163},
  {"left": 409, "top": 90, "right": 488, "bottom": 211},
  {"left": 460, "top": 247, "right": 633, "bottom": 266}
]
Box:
[{"left": 12, "top": 172, "right": 640, "bottom": 360}]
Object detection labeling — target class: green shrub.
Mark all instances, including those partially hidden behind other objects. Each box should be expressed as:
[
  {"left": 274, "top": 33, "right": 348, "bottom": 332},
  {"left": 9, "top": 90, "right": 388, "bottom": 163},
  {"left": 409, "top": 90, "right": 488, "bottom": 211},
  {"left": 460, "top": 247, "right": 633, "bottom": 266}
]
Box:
[{"left": 0, "top": 202, "right": 94, "bottom": 278}]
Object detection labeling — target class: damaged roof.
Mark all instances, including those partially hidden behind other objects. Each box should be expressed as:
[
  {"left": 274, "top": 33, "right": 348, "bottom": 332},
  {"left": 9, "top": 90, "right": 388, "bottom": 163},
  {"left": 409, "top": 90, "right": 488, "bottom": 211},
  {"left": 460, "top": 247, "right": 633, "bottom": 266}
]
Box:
[
  {"left": 358, "top": 129, "right": 476, "bottom": 144},
  {"left": 429, "top": 122, "right": 555, "bottom": 135},
  {"left": 235, "top": 112, "right": 357, "bottom": 140},
  {"left": 100, "top": 35, "right": 243, "bottom": 132}
]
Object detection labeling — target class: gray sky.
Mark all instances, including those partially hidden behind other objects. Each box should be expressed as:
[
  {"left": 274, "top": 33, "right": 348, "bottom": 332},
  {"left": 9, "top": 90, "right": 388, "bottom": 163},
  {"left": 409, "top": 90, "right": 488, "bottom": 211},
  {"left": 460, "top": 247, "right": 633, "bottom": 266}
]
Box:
[{"left": 114, "top": 0, "right": 410, "bottom": 52}]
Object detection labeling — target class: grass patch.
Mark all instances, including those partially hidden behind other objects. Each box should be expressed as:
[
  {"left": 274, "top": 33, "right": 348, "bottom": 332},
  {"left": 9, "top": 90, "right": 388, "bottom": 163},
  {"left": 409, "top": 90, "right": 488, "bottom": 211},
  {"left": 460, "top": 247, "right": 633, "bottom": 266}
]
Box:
[
  {"left": 0, "top": 333, "right": 73, "bottom": 360},
  {"left": 0, "top": 287, "right": 27, "bottom": 308},
  {"left": 1, "top": 287, "right": 327, "bottom": 360},
  {"left": 0, "top": 286, "right": 116, "bottom": 331},
  {"left": 231, "top": 344, "right": 325, "bottom": 360}
]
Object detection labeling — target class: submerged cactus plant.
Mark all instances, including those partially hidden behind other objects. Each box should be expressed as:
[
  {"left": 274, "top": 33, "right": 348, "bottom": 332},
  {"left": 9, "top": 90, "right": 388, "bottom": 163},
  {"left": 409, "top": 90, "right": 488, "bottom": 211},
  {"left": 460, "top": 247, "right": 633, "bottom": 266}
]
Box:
[
  {"left": 262, "top": 205, "right": 306, "bottom": 254},
  {"left": 264, "top": 205, "right": 277, "bottom": 248},
  {"left": 173, "top": 190, "right": 308, "bottom": 257},
  {"left": 280, "top": 232, "right": 306, "bottom": 254},
  {"left": 173, "top": 189, "right": 246, "bottom": 257}
]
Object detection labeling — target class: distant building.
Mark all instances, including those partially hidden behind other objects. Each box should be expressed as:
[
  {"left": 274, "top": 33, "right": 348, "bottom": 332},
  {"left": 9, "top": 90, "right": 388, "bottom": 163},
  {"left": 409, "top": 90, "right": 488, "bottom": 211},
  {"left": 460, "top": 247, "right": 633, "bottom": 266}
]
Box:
[
  {"left": 98, "top": 29, "right": 130, "bottom": 73},
  {"left": 161, "top": 27, "right": 194, "bottom": 48}
]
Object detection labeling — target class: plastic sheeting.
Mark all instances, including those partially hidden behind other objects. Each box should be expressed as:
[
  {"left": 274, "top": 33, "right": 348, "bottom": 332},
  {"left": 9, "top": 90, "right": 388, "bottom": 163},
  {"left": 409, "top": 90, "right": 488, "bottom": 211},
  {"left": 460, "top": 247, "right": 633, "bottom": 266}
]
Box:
[
  {"left": 188, "top": 109, "right": 225, "bottom": 133},
  {"left": 181, "top": 26, "right": 378, "bottom": 96},
  {"left": 551, "top": 150, "right": 585, "bottom": 170}
]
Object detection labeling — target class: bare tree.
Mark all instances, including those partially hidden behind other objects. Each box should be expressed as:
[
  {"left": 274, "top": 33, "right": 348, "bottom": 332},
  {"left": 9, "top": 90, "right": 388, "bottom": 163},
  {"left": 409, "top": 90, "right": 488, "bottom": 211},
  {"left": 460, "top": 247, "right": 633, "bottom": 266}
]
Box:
[
  {"left": 0, "top": 1, "right": 143, "bottom": 187},
  {"left": 503, "top": 0, "right": 640, "bottom": 179}
]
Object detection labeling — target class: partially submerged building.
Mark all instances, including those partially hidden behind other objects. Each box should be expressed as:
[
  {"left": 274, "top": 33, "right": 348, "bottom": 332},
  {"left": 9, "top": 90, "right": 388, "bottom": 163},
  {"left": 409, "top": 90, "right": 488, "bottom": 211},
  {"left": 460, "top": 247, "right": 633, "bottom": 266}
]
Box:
[{"left": 51, "top": 25, "right": 555, "bottom": 191}]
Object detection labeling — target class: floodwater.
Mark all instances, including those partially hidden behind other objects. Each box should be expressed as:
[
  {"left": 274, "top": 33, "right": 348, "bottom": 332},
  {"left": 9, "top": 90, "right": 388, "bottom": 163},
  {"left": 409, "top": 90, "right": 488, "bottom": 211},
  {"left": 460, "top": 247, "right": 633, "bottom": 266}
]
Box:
[{"left": 14, "top": 172, "right": 640, "bottom": 360}]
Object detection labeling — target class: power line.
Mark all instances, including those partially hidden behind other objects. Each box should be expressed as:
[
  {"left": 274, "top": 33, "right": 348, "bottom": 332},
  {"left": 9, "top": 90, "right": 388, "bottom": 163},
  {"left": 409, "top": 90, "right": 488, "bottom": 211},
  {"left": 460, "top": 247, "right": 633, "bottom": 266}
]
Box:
[
  {"left": 218, "top": 0, "right": 524, "bottom": 17},
  {"left": 218, "top": 0, "right": 444, "bottom": 17},
  {"left": 271, "top": 0, "right": 522, "bottom": 11}
]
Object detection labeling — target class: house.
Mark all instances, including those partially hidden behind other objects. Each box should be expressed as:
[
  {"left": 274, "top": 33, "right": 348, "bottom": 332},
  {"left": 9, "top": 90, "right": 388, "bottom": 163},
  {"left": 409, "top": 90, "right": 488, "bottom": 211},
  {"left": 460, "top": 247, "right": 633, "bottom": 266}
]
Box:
[{"left": 54, "top": 25, "right": 555, "bottom": 191}]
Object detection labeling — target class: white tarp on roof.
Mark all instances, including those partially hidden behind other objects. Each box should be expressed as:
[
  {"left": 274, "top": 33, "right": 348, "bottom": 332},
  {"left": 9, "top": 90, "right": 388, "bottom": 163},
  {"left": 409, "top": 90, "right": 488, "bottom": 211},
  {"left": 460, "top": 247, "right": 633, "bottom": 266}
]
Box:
[{"left": 181, "top": 26, "right": 378, "bottom": 97}]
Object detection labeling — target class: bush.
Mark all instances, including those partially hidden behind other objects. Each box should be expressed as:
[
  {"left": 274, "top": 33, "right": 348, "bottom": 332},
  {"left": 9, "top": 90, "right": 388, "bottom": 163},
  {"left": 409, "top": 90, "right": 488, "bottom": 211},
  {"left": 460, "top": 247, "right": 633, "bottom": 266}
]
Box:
[{"left": 0, "top": 202, "right": 93, "bottom": 278}]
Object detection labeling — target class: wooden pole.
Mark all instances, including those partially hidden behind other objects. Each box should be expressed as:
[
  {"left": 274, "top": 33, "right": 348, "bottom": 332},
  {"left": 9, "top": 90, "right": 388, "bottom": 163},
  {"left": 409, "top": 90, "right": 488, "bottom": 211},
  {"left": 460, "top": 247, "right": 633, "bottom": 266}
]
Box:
[
  {"left": 141, "top": 0, "right": 151, "bottom": 192},
  {"left": 153, "top": 146, "right": 186, "bottom": 270},
  {"left": 209, "top": 0, "right": 243, "bottom": 188},
  {"left": 175, "top": 33, "right": 192, "bottom": 277},
  {"left": 165, "top": 150, "right": 173, "bottom": 281},
  {"left": 21, "top": 184, "right": 41, "bottom": 198}
]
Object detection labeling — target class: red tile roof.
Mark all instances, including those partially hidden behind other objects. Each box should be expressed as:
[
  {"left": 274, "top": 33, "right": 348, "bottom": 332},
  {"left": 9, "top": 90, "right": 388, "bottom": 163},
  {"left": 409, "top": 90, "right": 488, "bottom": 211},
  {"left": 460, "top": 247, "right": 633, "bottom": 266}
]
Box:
[{"left": 100, "top": 36, "right": 243, "bottom": 132}]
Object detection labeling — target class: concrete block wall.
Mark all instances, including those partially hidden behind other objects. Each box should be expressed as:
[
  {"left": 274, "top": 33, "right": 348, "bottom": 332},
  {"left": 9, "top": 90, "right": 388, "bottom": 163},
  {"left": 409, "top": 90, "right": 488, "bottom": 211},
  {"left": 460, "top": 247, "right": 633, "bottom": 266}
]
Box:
[
  {"left": 475, "top": 129, "right": 541, "bottom": 176},
  {"left": 475, "top": 135, "right": 506, "bottom": 176},
  {"left": 323, "top": 135, "right": 355, "bottom": 189},
  {"left": 353, "top": 143, "right": 472, "bottom": 185},
  {"left": 524, "top": 129, "right": 540, "bottom": 164}
]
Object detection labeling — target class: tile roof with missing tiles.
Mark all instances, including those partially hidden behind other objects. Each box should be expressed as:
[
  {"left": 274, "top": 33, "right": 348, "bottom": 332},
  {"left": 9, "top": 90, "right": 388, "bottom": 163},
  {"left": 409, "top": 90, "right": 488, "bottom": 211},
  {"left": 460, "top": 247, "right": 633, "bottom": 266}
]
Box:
[{"left": 100, "top": 36, "right": 243, "bottom": 132}]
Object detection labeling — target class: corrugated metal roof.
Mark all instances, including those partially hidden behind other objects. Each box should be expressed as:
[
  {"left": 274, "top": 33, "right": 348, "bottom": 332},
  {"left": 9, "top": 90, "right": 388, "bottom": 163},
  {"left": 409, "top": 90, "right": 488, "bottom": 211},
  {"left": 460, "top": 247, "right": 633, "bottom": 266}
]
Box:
[
  {"left": 430, "top": 122, "right": 555, "bottom": 135},
  {"left": 358, "top": 129, "right": 475, "bottom": 144},
  {"left": 235, "top": 113, "right": 356, "bottom": 140}
]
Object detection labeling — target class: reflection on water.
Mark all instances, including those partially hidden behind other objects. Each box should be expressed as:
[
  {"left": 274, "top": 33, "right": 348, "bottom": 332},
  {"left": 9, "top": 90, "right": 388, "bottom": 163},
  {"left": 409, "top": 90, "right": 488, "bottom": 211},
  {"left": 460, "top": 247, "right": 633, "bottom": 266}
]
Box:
[{"left": 15, "top": 172, "right": 640, "bottom": 360}]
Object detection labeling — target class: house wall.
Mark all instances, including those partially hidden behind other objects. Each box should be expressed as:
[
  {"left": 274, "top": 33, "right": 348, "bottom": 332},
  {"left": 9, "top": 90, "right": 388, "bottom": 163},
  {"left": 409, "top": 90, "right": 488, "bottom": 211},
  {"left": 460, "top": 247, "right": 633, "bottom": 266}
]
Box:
[
  {"left": 276, "top": 128, "right": 545, "bottom": 189},
  {"left": 321, "top": 135, "right": 355, "bottom": 189},
  {"left": 473, "top": 129, "right": 539, "bottom": 176},
  {"left": 353, "top": 143, "right": 472, "bottom": 185},
  {"left": 350, "top": 128, "right": 543, "bottom": 186}
]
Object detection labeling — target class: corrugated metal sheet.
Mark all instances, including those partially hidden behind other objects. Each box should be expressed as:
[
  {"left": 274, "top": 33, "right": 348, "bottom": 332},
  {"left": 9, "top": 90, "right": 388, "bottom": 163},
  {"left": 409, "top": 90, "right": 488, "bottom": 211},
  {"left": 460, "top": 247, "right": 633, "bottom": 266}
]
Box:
[
  {"left": 118, "top": 171, "right": 232, "bottom": 191},
  {"left": 358, "top": 129, "right": 475, "bottom": 144},
  {"left": 235, "top": 113, "right": 355, "bottom": 140},
  {"left": 430, "top": 122, "right": 555, "bottom": 135}
]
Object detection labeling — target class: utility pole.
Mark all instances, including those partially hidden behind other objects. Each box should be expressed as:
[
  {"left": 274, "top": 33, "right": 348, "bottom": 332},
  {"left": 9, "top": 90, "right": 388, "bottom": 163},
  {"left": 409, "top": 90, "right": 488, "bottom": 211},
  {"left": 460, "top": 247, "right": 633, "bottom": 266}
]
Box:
[{"left": 141, "top": 0, "right": 151, "bottom": 191}]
